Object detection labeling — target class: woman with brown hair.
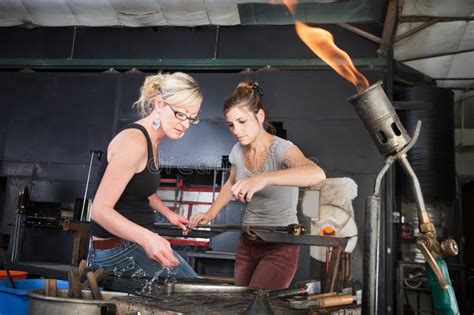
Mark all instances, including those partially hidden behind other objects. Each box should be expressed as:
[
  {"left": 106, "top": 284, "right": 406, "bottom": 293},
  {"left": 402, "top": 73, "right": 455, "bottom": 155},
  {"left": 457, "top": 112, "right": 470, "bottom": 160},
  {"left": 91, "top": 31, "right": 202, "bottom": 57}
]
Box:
[{"left": 189, "top": 81, "right": 326, "bottom": 289}]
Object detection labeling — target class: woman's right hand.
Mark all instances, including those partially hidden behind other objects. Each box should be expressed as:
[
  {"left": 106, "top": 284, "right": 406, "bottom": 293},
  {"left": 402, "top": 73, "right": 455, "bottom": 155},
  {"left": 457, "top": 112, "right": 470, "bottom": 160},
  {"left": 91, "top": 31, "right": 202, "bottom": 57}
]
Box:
[
  {"left": 140, "top": 231, "right": 179, "bottom": 268},
  {"left": 188, "top": 212, "right": 212, "bottom": 229}
]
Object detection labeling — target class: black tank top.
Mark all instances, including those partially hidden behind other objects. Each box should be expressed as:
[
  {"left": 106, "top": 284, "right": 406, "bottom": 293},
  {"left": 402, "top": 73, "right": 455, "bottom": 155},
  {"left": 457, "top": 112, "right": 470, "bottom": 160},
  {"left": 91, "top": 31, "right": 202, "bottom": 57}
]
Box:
[{"left": 89, "top": 124, "right": 161, "bottom": 238}]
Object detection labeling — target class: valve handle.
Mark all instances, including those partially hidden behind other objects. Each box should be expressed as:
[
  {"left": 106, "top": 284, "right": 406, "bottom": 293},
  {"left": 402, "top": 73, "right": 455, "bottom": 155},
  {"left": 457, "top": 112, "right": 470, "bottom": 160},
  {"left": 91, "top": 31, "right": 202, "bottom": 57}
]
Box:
[
  {"left": 441, "top": 239, "right": 459, "bottom": 256},
  {"left": 416, "top": 239, "right": 448, "bottom": 290}
]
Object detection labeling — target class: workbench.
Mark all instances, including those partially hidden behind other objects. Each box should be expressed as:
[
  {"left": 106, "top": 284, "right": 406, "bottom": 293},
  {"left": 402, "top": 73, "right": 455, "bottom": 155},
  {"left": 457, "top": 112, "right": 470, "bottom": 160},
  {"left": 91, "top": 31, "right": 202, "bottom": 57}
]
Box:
[
  {"left": 102, "top": 276, "right": 304, "bottom": 314},
  {"left": 110, "top": 292, "right": 306, "bottom": 314}
]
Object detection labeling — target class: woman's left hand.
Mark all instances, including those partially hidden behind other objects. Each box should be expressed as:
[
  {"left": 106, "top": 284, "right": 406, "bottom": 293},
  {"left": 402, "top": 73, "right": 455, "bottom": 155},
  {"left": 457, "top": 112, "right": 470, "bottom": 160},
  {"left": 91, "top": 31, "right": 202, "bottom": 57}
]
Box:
[
  {"left": 231, "top": 175, "right": 268, "bottom": 203},
  {"left": 167, "top": 212, "right": 189, "bottom": 230}
]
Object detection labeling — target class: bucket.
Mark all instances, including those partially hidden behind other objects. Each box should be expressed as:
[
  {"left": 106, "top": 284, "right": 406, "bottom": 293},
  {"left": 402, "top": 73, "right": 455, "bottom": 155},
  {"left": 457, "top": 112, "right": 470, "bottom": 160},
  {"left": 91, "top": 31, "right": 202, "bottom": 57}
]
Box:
[
  {"left": 0, "top": 270, "right": 28, "bottom": 280},
  {"left": 0, "top": 279, "right": 68, "bottom": 315},
  {"left": 28, "top": 289, "right": 130, "bottom": 315}
]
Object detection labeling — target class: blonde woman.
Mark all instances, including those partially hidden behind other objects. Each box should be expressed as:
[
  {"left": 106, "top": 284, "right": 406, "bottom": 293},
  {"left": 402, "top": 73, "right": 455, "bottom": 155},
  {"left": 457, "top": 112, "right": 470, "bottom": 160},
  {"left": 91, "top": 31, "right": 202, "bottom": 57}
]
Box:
[
  {"left": 189, "top": 81, "right": 325, "bottom": 289},
  {"left": 89, "top": 72, "right": 202, "bottom": 278}
]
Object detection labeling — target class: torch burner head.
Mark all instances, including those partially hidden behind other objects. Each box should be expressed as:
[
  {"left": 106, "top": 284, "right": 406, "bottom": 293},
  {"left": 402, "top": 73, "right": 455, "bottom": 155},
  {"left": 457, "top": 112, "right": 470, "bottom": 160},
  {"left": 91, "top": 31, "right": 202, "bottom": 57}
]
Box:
[{"left": 347, "top": 81, "right": 411, "bottom": 156}]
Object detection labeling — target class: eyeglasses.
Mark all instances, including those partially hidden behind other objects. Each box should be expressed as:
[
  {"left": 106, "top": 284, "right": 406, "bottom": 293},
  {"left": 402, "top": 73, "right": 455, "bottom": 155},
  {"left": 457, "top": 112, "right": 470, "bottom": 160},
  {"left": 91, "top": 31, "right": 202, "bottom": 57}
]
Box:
[{"left": 168, "top": 105, "right": 200, "bottom": 125}]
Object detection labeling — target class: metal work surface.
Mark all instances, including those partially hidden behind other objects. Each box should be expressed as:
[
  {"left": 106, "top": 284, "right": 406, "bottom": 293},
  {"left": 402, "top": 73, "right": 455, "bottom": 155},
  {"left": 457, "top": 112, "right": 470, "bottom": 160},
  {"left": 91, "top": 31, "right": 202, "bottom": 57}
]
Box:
[
  {"left": 110, "top": 292, "right": 306, "bottom": 314},
  {"left": 102, "top": 276, "right": 306, "bottom": 314}
]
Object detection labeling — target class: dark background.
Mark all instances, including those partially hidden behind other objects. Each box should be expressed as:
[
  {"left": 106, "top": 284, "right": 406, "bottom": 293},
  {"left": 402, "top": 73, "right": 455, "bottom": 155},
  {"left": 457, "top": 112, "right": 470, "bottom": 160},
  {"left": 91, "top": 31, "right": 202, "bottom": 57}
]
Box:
[{"left": 0, "top": 24, "right": 390, "bottom": 302}]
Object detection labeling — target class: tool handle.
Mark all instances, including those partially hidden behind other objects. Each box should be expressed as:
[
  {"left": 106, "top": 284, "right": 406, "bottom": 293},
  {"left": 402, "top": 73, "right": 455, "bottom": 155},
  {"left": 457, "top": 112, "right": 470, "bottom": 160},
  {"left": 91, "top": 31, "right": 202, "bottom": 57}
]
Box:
[
  {"left": 87, "top": 271, "right": 103, "bottom": 300},
  {"left": 307, "top": 292, "right": 337, "bottom": 301},
  {"left": 68, "top": 267, "right": 82, "bottom": 299},
  {"left": 426, "top": 256, "right": 460, "bottom": 315},
  {"left": 45, "top": 279, "right": 57, "bottom": 297},
  {"left": 417, "top": 239, "right": 448, "bottom": 289},
  {"left": 81, "top": 268, "right": 107, "bottom": 289},
  {"left": 319, "top": 294, "right": 353, "bottom": 307}
]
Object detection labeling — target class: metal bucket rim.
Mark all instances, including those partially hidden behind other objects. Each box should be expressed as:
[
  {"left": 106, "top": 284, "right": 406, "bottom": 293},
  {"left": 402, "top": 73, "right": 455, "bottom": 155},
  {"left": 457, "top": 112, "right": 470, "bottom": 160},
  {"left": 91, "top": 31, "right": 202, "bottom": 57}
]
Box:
[{"left": 28, "top": 288, "right": 131, "bottom": 305}]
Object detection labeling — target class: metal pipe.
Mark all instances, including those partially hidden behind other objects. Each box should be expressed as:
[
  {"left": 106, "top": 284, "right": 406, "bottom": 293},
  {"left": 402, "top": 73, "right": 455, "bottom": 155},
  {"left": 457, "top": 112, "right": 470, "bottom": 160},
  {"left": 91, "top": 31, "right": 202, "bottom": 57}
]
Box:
[
  {"left": 11, "top": 190, "right": 24, "bottom": 262},
  {"left": 360, "top": 122, "right": 424, "bottom": 315},
  {"left": 399, "top": 15, "right": 474, "bottom": 23},
  {"left": 399, "top": 48, "right": 474, "bottom": 62},
  {"left": 69, "top": 27, "right": 77, "bottom": 59},
  {"left": 363, "top": 187, "right": 382, "bottom": 314},
  {"left": 212, "top": 167, "right": 217, "bottom": 202},
  {"left": 164, "top": 281, "right": 252, "bottom": 294},
  {"left": 10, "top": 211, "right": 20, "bottom": 261},
  {"left": 213, "top": 26, "right": 220, "bottom": 60},
  {"left": 394, "top": 19, "right": 439, "bottom": 43},
  {"left": 397, "top": 155, "right": 427, "bottom": 215},
  {"left": 80, "top": 151, "right": 95, "bottom": 221},
  {"left": 374, "top": 157, "right": 396, "bottom": 194},
  {"left": 337, "top": 23, "right": 381, "bottom": 44}
]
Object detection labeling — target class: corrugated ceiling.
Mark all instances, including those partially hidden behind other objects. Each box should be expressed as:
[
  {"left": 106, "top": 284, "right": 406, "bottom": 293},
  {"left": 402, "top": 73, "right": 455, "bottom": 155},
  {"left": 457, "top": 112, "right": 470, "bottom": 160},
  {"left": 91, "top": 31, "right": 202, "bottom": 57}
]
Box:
[
  {"left": 0, "top": 0, "right": 473, "bottom": 91},
  {"left": 0, "top": 0, "right": 383, "bottom": 27},
  {"left": 394, "top": 0, "right": 474, "bottom": 90}
]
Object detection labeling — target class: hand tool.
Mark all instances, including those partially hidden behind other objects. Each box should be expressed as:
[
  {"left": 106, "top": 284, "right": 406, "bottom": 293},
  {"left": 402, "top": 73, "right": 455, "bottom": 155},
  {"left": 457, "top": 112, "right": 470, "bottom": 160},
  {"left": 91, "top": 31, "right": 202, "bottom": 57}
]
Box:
[
  {"left": 44, "top": 279, "right": 57, "bottom": 297},
  {"left": 81, "top": 267, "right": 107, "bottom": 290},
  {"left": 289, "top": 293, "right": 357, "bottom": 309},
  {"left": 78, "top": 259, "right": 87, "bottom": 276},
  {"left": 158, "top": 223, "right": 310, "bottom": 237},
  {"left": 163, "top": 279, "right": 253, "bottom": 294},
  {"left": 65, "top": 259, "right": 107, "bottom": 300},
  {"left": 268, "top": 280, "right": 320, "bottom": 298},
  {"left": 87, "top": 271, "right": 103, "bottom": 300},
  {"left": 68, "top": 267, "right": 82, "bottom": 299}
]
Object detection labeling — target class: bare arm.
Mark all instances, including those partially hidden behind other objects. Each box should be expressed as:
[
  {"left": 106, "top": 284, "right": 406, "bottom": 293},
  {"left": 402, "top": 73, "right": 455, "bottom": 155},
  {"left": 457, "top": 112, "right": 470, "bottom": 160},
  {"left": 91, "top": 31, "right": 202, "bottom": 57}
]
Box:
[
  {"left": 231, "top": 146, "right": 326, "bottom": 202},
  {"left": 188, "top": 166, "right": 236, "bottom": 228},
  {"left": 148, "top": 194, "right": 188, "bottom": 229},
  {"left": 91, "top": 131, "right": 178, "bottom": 267},
  {"left": 263, "top": 146, "right": 325, "bottom": 187}
]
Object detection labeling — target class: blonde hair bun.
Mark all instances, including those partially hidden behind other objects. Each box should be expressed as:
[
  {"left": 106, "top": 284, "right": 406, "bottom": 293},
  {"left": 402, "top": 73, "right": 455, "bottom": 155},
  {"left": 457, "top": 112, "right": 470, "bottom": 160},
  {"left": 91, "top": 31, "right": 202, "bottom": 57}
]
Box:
[{"left": 133, "top": 72, "right": 202, "bottom": 117}]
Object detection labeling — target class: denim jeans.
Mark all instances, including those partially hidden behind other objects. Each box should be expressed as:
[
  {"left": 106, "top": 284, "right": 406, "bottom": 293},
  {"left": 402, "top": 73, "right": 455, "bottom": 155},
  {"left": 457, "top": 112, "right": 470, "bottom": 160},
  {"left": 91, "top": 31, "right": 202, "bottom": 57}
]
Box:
[{"left": 88, "top": 239, "right": 198, "bottom": 279}]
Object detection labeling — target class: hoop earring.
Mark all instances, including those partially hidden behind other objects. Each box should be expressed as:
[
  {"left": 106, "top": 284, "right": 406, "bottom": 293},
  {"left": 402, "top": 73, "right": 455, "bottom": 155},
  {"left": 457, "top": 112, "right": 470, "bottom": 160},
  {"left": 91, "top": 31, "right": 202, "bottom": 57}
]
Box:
[{"left": 152, "top": 114, "right": 161, "bottom": 130}]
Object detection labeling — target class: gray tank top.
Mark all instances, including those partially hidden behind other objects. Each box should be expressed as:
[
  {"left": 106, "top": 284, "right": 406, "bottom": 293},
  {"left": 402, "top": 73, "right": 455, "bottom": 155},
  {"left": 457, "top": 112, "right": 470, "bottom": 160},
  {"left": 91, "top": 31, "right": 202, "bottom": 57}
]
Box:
[{"left": 229, "top": 136, "right": 299, "bottom": 226}]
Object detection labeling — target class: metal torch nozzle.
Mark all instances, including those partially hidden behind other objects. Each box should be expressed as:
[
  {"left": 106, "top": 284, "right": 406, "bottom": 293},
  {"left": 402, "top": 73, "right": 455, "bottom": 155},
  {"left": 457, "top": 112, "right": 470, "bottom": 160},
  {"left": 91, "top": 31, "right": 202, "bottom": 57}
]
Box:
[{"left": 347, "top": 81, "right": 411, "bottom": 156}]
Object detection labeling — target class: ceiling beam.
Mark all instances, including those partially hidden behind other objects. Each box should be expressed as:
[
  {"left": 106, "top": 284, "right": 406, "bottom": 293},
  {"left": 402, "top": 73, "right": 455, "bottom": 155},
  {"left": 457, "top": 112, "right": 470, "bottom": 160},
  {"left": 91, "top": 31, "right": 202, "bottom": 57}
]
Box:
[
  {"left": 393, "top": 60, "right": 435, "bottom": 85},
  {"left": 378, "top": 0, "right": 398, "bottom": 57},
  {"left": 0, "top": 58, "right": 387, "bottom": 71},
  {"left": 433, "top": 78, "right": 474, "bottom": 81},
  {"left": 400, "top": 48, "right": 474, "bottom": 62},
  {"left": 394, "top": 18, "right": 440, "bottom": 42},
  {"left": 399, "top": 15, "right": 474, "bottom": 23},
  {"left": 337, "top": 23, "right": 381, "bottom": 44}
]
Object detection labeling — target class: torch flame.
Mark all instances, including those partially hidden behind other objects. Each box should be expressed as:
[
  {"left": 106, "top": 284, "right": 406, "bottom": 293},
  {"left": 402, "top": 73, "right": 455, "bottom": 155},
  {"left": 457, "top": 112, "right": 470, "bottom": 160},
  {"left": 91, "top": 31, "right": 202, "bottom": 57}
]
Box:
[
  {"left": 295, "top": 22, "right": 369, "bottom": 92},
  {"left": 272, "top": 0, "right": 370, "bottom": 92}
]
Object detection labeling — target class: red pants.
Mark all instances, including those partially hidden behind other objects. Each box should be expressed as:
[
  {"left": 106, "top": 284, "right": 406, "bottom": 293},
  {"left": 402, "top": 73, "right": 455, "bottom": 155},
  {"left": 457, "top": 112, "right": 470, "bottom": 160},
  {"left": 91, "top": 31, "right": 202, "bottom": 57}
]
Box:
[{"left": 234, "top": 234, "right": 300, "bottom": 290}]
